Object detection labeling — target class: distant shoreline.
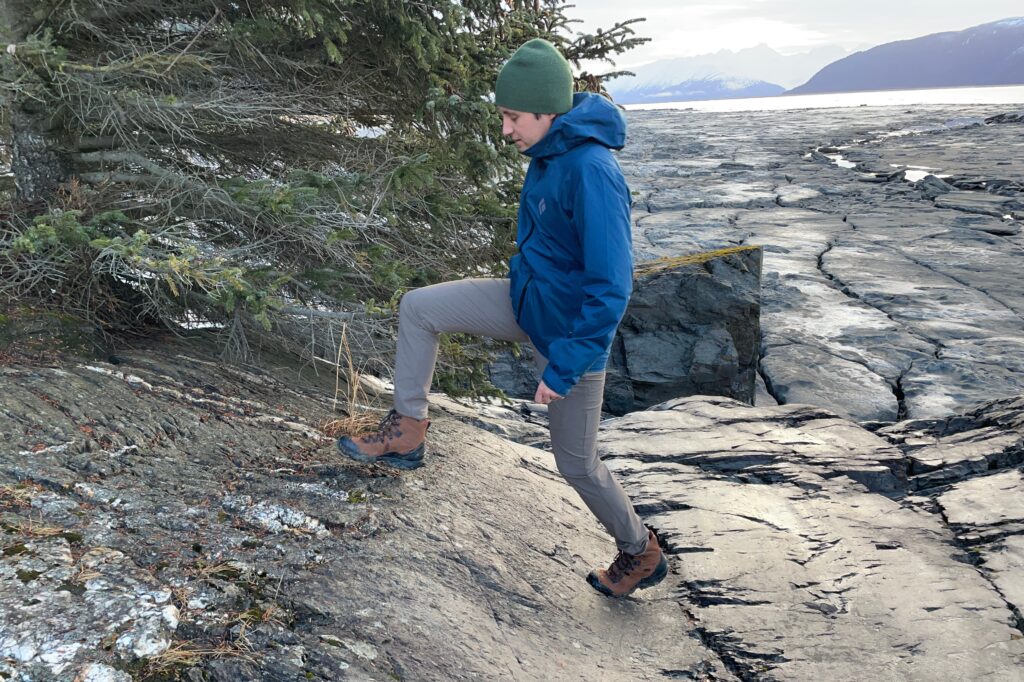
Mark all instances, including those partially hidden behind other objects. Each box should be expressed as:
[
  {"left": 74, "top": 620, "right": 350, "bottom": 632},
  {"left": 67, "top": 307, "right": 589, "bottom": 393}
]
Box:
[{"left": 622, "top": 83, "right": 1024, "bottom": 113}]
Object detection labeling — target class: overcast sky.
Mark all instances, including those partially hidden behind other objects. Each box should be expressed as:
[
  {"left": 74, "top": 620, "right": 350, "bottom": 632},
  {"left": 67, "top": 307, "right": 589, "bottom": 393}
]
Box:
[{"left": 569, "top": 1, "right": 1024, "bottom": 69}]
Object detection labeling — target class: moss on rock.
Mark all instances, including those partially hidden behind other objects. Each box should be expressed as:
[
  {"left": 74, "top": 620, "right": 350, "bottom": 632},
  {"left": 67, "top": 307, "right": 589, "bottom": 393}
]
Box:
[{"left": 634, "top": 245, "right": 761, "bottom": 278}]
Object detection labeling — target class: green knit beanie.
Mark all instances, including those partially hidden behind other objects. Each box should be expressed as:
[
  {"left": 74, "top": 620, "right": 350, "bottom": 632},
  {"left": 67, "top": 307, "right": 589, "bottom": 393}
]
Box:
[{"left": 495, "top": 38, "right": 573, "bottom": 114}]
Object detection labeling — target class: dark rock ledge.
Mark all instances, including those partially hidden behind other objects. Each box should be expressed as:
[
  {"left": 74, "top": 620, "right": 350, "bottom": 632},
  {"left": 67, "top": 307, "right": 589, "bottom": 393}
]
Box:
[{"left": 489, "top": 245, "right": 764, "bottom": 417}]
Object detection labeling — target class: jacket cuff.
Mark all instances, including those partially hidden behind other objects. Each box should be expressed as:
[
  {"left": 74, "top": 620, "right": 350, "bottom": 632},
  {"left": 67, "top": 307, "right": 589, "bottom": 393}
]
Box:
[{"left": 541, "top": 365, "right": 573, "bottom": 397}]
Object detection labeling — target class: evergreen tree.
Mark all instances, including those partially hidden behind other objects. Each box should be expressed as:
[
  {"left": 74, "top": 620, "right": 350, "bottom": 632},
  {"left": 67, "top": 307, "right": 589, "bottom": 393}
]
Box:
[{"left": 0, "top": 0, "right": 645, "bottom": 384}]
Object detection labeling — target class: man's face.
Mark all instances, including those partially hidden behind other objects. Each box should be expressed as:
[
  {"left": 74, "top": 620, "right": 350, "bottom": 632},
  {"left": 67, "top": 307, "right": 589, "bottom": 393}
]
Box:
[{"left": 499, "top": 107, "right": 556, "bottom": 152}]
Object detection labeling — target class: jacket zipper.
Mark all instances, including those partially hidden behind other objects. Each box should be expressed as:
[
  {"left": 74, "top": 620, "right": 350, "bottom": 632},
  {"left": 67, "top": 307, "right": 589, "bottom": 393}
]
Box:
[
  {"left": 516, "top": 171, "right": 539, "bottom": 252},
  {"left": 516, "top": 274, "right": 533, "bottom": 321},
  {"left": 517, "top": 223, "right": 536, "bottom": 252}
]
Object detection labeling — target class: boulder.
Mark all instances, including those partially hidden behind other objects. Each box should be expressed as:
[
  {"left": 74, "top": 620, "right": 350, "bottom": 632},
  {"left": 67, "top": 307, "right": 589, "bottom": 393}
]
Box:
[
  {"left": 605, "top": 246, "right": 762, "bottom": 415},
  {"left": 621, "top": 104, "right": 1024, "bottom": 421},
  {"left": 488, "top": 246, "right": 763, "bottom": 416},
  {"left": 484, "top": 344, "right": 539, "bottom": 400}
]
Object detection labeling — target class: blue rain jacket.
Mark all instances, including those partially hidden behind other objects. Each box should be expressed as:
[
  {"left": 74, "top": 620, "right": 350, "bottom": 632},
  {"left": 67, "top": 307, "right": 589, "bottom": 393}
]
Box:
[{"left": 508, "top": 92, "right": 633, "bottom": 396}]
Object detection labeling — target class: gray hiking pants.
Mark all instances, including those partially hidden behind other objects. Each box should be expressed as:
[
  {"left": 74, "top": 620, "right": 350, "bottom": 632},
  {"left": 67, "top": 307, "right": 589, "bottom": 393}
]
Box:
[{"left": 393, "top": 278, "right": 648, "bottom": 555}]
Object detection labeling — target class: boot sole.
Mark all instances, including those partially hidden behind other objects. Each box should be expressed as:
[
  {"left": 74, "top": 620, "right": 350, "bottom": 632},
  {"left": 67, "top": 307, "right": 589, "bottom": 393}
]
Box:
[
  {"left": 337, "top": 438, "right": 426, "bottom": 470},
  {"left": 587, "top": 553, "right": 669, "bottom": 598}
]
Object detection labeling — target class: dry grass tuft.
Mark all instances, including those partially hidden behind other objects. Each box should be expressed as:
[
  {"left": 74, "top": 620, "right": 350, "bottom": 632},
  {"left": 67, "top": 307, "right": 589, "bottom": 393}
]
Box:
[
  {"left": 321, "top": 412, "right": 380, "bottom": 439},
  {"left": 634, "top": 245, "right": 761, "bottom": 277},
  {"left": 320, "top": 323, "right": 383, "bottom": 439},
  {"left": 0, "top": 482, "right": 43, "bottom": 510},
  {"left": 192, "top": 559, "right": 249, "bottom": 582},
  {"left": 2, "top": 515, "right": 65, "bottom": 538},
  {"left": 70, "top": 566, "right": 101, "bottom": 584},
  {"left": 144, "top": 640, "right": 254, "bottom": 676}
]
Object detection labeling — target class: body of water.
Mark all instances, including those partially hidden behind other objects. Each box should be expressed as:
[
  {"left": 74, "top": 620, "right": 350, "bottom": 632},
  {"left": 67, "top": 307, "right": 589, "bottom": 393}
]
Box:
[{"left": 625, "top": 84, "right": 1024, "bottom": 113}]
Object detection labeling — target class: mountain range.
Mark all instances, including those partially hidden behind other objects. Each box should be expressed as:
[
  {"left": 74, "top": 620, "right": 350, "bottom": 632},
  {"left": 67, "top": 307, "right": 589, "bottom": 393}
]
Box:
[
  {"left": 790, "top": 17, "right": 1024, "bottom": 94},
  {"left": 606, "top": 44, "right": 846, "bottom": 105},
  {"left": 607, "top": 17, "right": 1024, "bottom": 105}
]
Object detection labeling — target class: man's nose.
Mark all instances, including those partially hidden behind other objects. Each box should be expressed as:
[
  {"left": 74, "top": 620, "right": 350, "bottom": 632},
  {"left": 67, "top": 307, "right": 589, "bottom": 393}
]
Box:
[{"left": 502, "top": 120, "right": 513, "bottom": 137}]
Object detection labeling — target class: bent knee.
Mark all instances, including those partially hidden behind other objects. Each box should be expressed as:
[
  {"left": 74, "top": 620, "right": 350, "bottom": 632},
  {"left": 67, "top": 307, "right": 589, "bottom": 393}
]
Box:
[
  {"left": 399, "top": 287, "right": 432, "bottom": 325},
  {"left": 399, "top": 287, "right": 424, "bottom": 312},
  {"left": 555, "top": 457, "right": 602, "bottom": 482}
]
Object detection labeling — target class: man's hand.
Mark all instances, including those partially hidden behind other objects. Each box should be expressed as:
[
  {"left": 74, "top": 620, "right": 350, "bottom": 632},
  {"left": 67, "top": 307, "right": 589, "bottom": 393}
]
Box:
[{"left": 534, "top": 380, "right": 564, "bottom": 405}]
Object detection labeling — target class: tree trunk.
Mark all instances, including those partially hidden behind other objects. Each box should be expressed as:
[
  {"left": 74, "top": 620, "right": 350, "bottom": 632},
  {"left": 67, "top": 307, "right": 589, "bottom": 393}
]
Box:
[
  {"left": 9, "top": 103, "right": 72, "bottom": 206},
  {"left": 2, "top": 1, "right": 73, "bottom": 207}
]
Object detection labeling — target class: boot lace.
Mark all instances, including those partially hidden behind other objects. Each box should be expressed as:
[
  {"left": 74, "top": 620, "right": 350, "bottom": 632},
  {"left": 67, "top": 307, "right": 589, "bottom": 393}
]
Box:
[
  {"left": 362, "top": 409, "right": 402, "bottom": 445},
  {"left": 606, "top": 550, "right": 639, "bottom": 583}
]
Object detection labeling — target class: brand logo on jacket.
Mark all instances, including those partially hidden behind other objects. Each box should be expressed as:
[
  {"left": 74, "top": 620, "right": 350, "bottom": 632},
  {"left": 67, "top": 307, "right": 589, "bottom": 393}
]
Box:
[{"left": 538, "top": 198, "right": 547, "bottom": 215}]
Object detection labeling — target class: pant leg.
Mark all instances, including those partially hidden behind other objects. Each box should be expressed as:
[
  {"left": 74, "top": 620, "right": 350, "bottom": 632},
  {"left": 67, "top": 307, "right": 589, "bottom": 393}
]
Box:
[
  {"left": 394, "top": 278, "right": 529, "bottom": 420},
  {"left": 540, "top": 361, "right": 649, "bottom": 556}
]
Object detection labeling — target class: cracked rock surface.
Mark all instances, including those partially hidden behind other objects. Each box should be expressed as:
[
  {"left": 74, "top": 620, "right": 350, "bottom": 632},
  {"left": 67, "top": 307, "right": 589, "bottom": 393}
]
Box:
[
  {"left": 620, "top": 105, "right": 1024, "bottom": 421},
  {"left": 601, "top": 395, "right": 1024, "bottom": 680},
  {"left": 4, "top": 338, "right": 1022, "bottom": 680}
]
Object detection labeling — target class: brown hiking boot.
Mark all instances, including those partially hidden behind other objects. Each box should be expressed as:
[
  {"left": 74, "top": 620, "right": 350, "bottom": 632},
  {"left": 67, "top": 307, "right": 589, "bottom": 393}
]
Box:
[
  {"left": 337, "top": 409, "right": 430, "bottom": 470},
  {"left": 587, "top": 527, "right": 669, "bottom": 598}
]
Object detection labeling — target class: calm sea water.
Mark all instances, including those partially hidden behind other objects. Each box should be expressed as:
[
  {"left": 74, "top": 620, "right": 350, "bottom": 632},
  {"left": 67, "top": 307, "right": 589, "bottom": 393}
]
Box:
[{"left": 624, "top": 85, "right": 1024, "bottom": 113}]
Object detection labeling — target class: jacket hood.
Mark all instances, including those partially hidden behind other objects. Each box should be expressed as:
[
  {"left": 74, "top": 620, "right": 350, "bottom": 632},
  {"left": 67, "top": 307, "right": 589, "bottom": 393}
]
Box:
[{"left": 524, "top": 92, "right": 626, "bottom": 159}]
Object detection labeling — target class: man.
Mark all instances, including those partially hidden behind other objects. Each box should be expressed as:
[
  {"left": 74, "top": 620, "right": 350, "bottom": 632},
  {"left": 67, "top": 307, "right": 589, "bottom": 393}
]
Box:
[{"left": 338, "top": 38, "right": 667, "bottom": 598}]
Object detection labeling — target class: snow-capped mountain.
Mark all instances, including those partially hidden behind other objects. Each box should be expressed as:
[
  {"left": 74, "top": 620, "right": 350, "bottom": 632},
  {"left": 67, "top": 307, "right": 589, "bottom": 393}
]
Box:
[
  {"left": 615, "top": 76, "right": 784, "bottom": 104},
  {"left": 607, "top": 44, "right": 847, "bottom": 105},
  {"left": 790, "top": 17, "right": 1024, "bottom": 94}
]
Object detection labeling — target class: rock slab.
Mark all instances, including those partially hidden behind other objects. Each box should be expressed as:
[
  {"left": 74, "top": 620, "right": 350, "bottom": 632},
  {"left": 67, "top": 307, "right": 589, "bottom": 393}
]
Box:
[
  {"left": 600, "top": 395, "right": 1024, "bottom": 680},
  {"left": 0, "top": 343, "right": 726, "bottom": 681}
]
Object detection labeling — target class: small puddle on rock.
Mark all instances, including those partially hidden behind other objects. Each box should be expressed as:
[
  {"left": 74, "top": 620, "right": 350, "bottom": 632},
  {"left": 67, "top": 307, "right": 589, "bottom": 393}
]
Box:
[
  {"left": 891, "top": 165, "right": 943, "bottom": 183},
  {"left": 816, "top": 149, "right": 952, "bottom": 186},
  {"left": 813, "top": 149, "right": 856, "bottom": 168},
  {"left": 813, "top": 117, "right": 987, "bottom": 182}
]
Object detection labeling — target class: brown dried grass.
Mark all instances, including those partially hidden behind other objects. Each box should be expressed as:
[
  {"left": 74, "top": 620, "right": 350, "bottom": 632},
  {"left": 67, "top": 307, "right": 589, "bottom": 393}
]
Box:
[
  {"left": 1, "top": 515, "right": 64, "bottom": 538},
  {"left": 0, "top": 481, "right": 42, "bottom": 509},
  {"left": 320, "top": 323, "right": 381, "bottom": 439},
  {"left": 144, "top": 640, "right": 254, "bottom": 675}
]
